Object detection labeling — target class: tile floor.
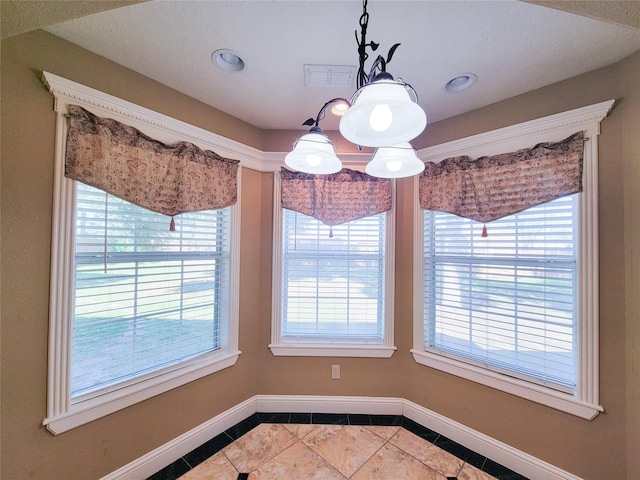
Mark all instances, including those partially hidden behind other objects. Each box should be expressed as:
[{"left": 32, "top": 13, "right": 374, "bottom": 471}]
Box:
[{"left": 147, "top": 413, "right": 528, "bottom": 480}]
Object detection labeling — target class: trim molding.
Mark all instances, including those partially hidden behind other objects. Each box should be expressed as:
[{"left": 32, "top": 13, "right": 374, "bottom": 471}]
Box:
[
  {"left": 44, "top": 352, "right": 241, "bottom": 435},
  {"left": 43, "top": 72, "right": 601, "bottom": 479},
  {"left": 401, "top": 399, "right": 583, "bottom": 480},
  {"left": 269, "top": 172, "right": 397, "bottom": 358},
  {"left": 100, "top": 397, "right": 256, "bottom": 480},
  {"left": 101, "top": 395, "right": 584, "bottom": 480},
  {"left": 411, "top": 350, "right": 602, "bottom": 421},
  {"left": 42, "top": 72, "right": 373, "bottom": 174},
  {"left": 42, "top": 71, "right": 265, "bottom": 171},
  {"left": 42, "top": 71, "right": 613, "bottom": 178},
  {"left": 417, "top": 100, "right": 614, "bottom": 162},
  {"left": 43, "top": 71, "right": 244, "bottom": 435},
  {"left": 413, "top": 100, "right": 612, "bottom": 420},
  {"left": 268, "top": 344, "right": 397, "bottom": 358}
]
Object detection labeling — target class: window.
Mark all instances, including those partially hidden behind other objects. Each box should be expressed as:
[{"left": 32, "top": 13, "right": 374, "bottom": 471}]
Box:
[
  {"left": 282, "top": 210, "right": 385, "bottom": 341},
  {"left": 423, "top": 196, "right": 577, "bottom": 393},
  {"left": 43, "top": 72, "right": 241, "bottom": 434},
  {"left": 72, "top": 184, "right": 232, "bottom": 399},
  {"left": 412, "top": 101, "right": 614, "bottom": 420},
  {"left": 270, "top": 174, "right": 396, "bottom": 357}
]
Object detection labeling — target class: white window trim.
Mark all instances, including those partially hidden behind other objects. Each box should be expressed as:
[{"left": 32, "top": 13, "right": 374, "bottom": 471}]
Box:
[
  {"left": 411, "top": 100, "right": 614, "bottom": 420},
  {"left": 270, "top": 172, "right": 397, "bottom": 358},
  {"left": 42, "top": 72, "right": 243, "bottom": 435}
]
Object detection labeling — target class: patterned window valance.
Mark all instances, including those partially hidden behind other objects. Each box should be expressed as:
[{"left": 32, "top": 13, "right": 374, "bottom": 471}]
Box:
[
  {"left": 280, "top": 168, "right": 392, "bottom": 226},
  {"left": 65, "top": 105, "right": 240, "bottom": 223},
  {"left": 418, "top": 132, "right": 585, "bottom": 223}
]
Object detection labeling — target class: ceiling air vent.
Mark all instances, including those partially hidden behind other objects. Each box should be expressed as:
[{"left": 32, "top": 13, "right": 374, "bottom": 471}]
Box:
[{"left": 304, "top": 64, "right": 356, "bottom": 88}]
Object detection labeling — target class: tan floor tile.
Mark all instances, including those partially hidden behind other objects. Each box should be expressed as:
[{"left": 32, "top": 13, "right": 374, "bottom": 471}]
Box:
[
  {"left": 172, "top": 422, "right": 511, "bottom": 480},
  {"left": 249, "top": 441, "right": 347, "bottom": 480},
  {"left": 365, "top": 425, "right": 401, "bottom": 441},
  {"left": 351, "top": 443, "right": 446, "bottom": 480},
  {"left": 178, "top": 451, "right": 238, "bottom": 480},
  {"left": 283, "top": 423, "right": 320, "bottom": 439},
  {"left": 389, "top": 427, "right": 464, "bottom": 477},
  {"left": 222, "top": 423, "right": 298, "bottom": 472},
  {"left": 458, "top": 463, "right": 500, "bottom": 480},
  {"left": 302, "top": 425, "right": 386, "bottom": 477}
]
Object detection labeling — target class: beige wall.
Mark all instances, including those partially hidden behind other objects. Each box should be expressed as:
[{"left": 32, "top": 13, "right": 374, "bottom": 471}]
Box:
[
  {"left": 620, "top": 48, "right": 640, "bottom": 480},
  {"left": 401, "top": 54, "right": 634, "bottom": 478},
  {"left": 2, "top": 29, "right": 639, "bottom": 480},
  {"left": 0, "top": 31, "right": 265, "bottom": 479}
]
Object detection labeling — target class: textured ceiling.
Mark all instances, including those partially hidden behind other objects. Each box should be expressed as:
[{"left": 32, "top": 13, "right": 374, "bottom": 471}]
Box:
[
  {"left": 0, "top": 0, "right": 148, "bottom": 39},
  {"left": 10, "top": 1, "right": 640, "bottom": 132}
]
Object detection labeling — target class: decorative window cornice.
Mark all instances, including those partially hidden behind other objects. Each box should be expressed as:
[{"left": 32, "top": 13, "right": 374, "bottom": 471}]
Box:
[
  {"left": 417, "top": 100, "right": 614, "bottom": 163},
  {"left": 42, "top": 71, "right": 264, "bottom": 171}
]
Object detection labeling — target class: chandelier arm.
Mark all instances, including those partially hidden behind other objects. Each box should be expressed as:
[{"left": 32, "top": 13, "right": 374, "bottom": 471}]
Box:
[
  {"left": 314, "top": 97, "right": 351, "bottom": 127},
  {"left": 367, "top": 55, "right": 386, "bottom": 83},
  {"left": 288, "top": 0, "right": 426, "bottom": 178}
]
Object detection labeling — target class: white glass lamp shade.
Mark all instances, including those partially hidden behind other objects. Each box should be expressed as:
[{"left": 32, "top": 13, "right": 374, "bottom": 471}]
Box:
[
  {"left": 365, "top": 143, "right": 425, "bottom": 178},
  {"left": 339, "top": 80, "right": 427, "bottom": 147},
  {"left": 284, "top": 132, "right": 342, "bottom": 174}
]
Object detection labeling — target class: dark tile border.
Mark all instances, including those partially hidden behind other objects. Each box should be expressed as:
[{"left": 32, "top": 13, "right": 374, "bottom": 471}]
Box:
[
  {"left": 146, "top": 413, "right": 529, "bottom": 480},
  {"left": 482, "top": 458, "right": 529, "bottom": 480},
  {"left": 146, "top": 457, "right": 190, "bottom": 480},
  {"left": 402, "top": 416, "right": 440, "bottom": 442},
  {"left": 311, "top": 412, "right": 349, "bottom": 424},
  {"left": 256, "top": 412, "right": 290, "bottom": 423},
  {"left": 224, "top": 413, "right": 260, "bottom": 440},
  {"left": 289, "top": 412, "right": 311, "bottom": 424},
  {"left": 182, "top": 431, "right": 235, "bottom": 468},
  {"left": 435, "top": 434, "right": 486, "bottom": 470}
]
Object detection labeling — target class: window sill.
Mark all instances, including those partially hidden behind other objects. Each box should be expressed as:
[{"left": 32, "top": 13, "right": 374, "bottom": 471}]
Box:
[
  {"left": 44, "top": 350, "right": 241, "bottom": 435},
  {"left": 269, "top": 344, "right": 396, "bottom": 358},
  {"left": 410, "top": 349, "right": 602, "bottom": 420}
]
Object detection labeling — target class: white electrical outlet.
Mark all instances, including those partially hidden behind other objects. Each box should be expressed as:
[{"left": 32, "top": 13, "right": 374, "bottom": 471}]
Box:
[{"left": 331, "top": 364, "right": 341, "bottom": 379}]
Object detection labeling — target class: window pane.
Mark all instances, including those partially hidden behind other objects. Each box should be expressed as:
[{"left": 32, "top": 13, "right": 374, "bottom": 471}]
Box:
[
  {"left": 424, "top": 195, "right": 577, "bottom": 391},
  {"left": 72, "top": 184, "right": 230, "bottom": 398},
  {"left": 282, "top": 209, "right": 385, "bottom": 342}
]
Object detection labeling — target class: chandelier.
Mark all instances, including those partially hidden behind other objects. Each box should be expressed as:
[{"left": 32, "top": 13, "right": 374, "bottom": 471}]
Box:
[{"left": 285, "top": 0, "right": 427, "bottom": 178}]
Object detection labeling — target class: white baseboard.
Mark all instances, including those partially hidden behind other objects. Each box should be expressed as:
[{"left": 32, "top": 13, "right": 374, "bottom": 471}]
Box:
[
  {"left": 255, "top": 394, "right": 403, "bottom": 416},
  {"left": 401, "top": 399, "right": 583, "bottom": 480},
  {"left": 100, "top": 397, "right": 257, "bottom": 480},
  {"left": 102, "top": 395, "right": 583, "bottom": 480}
]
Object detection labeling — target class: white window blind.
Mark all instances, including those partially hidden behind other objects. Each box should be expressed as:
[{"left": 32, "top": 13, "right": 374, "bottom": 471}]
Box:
[
  {"left": 423, "top": 195, "right": 577, "bottom": 393},
  {"left": 281, "top": 209, "right": 386, "bottom": 344},
  {"left": 72, "top": 183, "right": 231, "bottom": 398}
]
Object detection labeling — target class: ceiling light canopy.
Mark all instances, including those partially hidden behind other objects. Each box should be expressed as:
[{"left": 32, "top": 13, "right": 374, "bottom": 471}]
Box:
[{"left": 287, "top": 0, "right": 427, "bottom": 178}]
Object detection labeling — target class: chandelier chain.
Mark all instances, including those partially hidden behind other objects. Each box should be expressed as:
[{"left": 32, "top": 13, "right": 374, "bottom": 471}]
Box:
[{"left": 355, "top": 0, "right": 401, "bottom": 89}]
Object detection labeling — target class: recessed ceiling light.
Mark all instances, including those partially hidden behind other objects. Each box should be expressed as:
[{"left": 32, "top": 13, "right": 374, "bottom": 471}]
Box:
[
  {"left": 444, "top": 73, "right": 477, "bottom": 93},
  {"left": 211, "top": 49, "right": 245, "bottom": 72}
]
